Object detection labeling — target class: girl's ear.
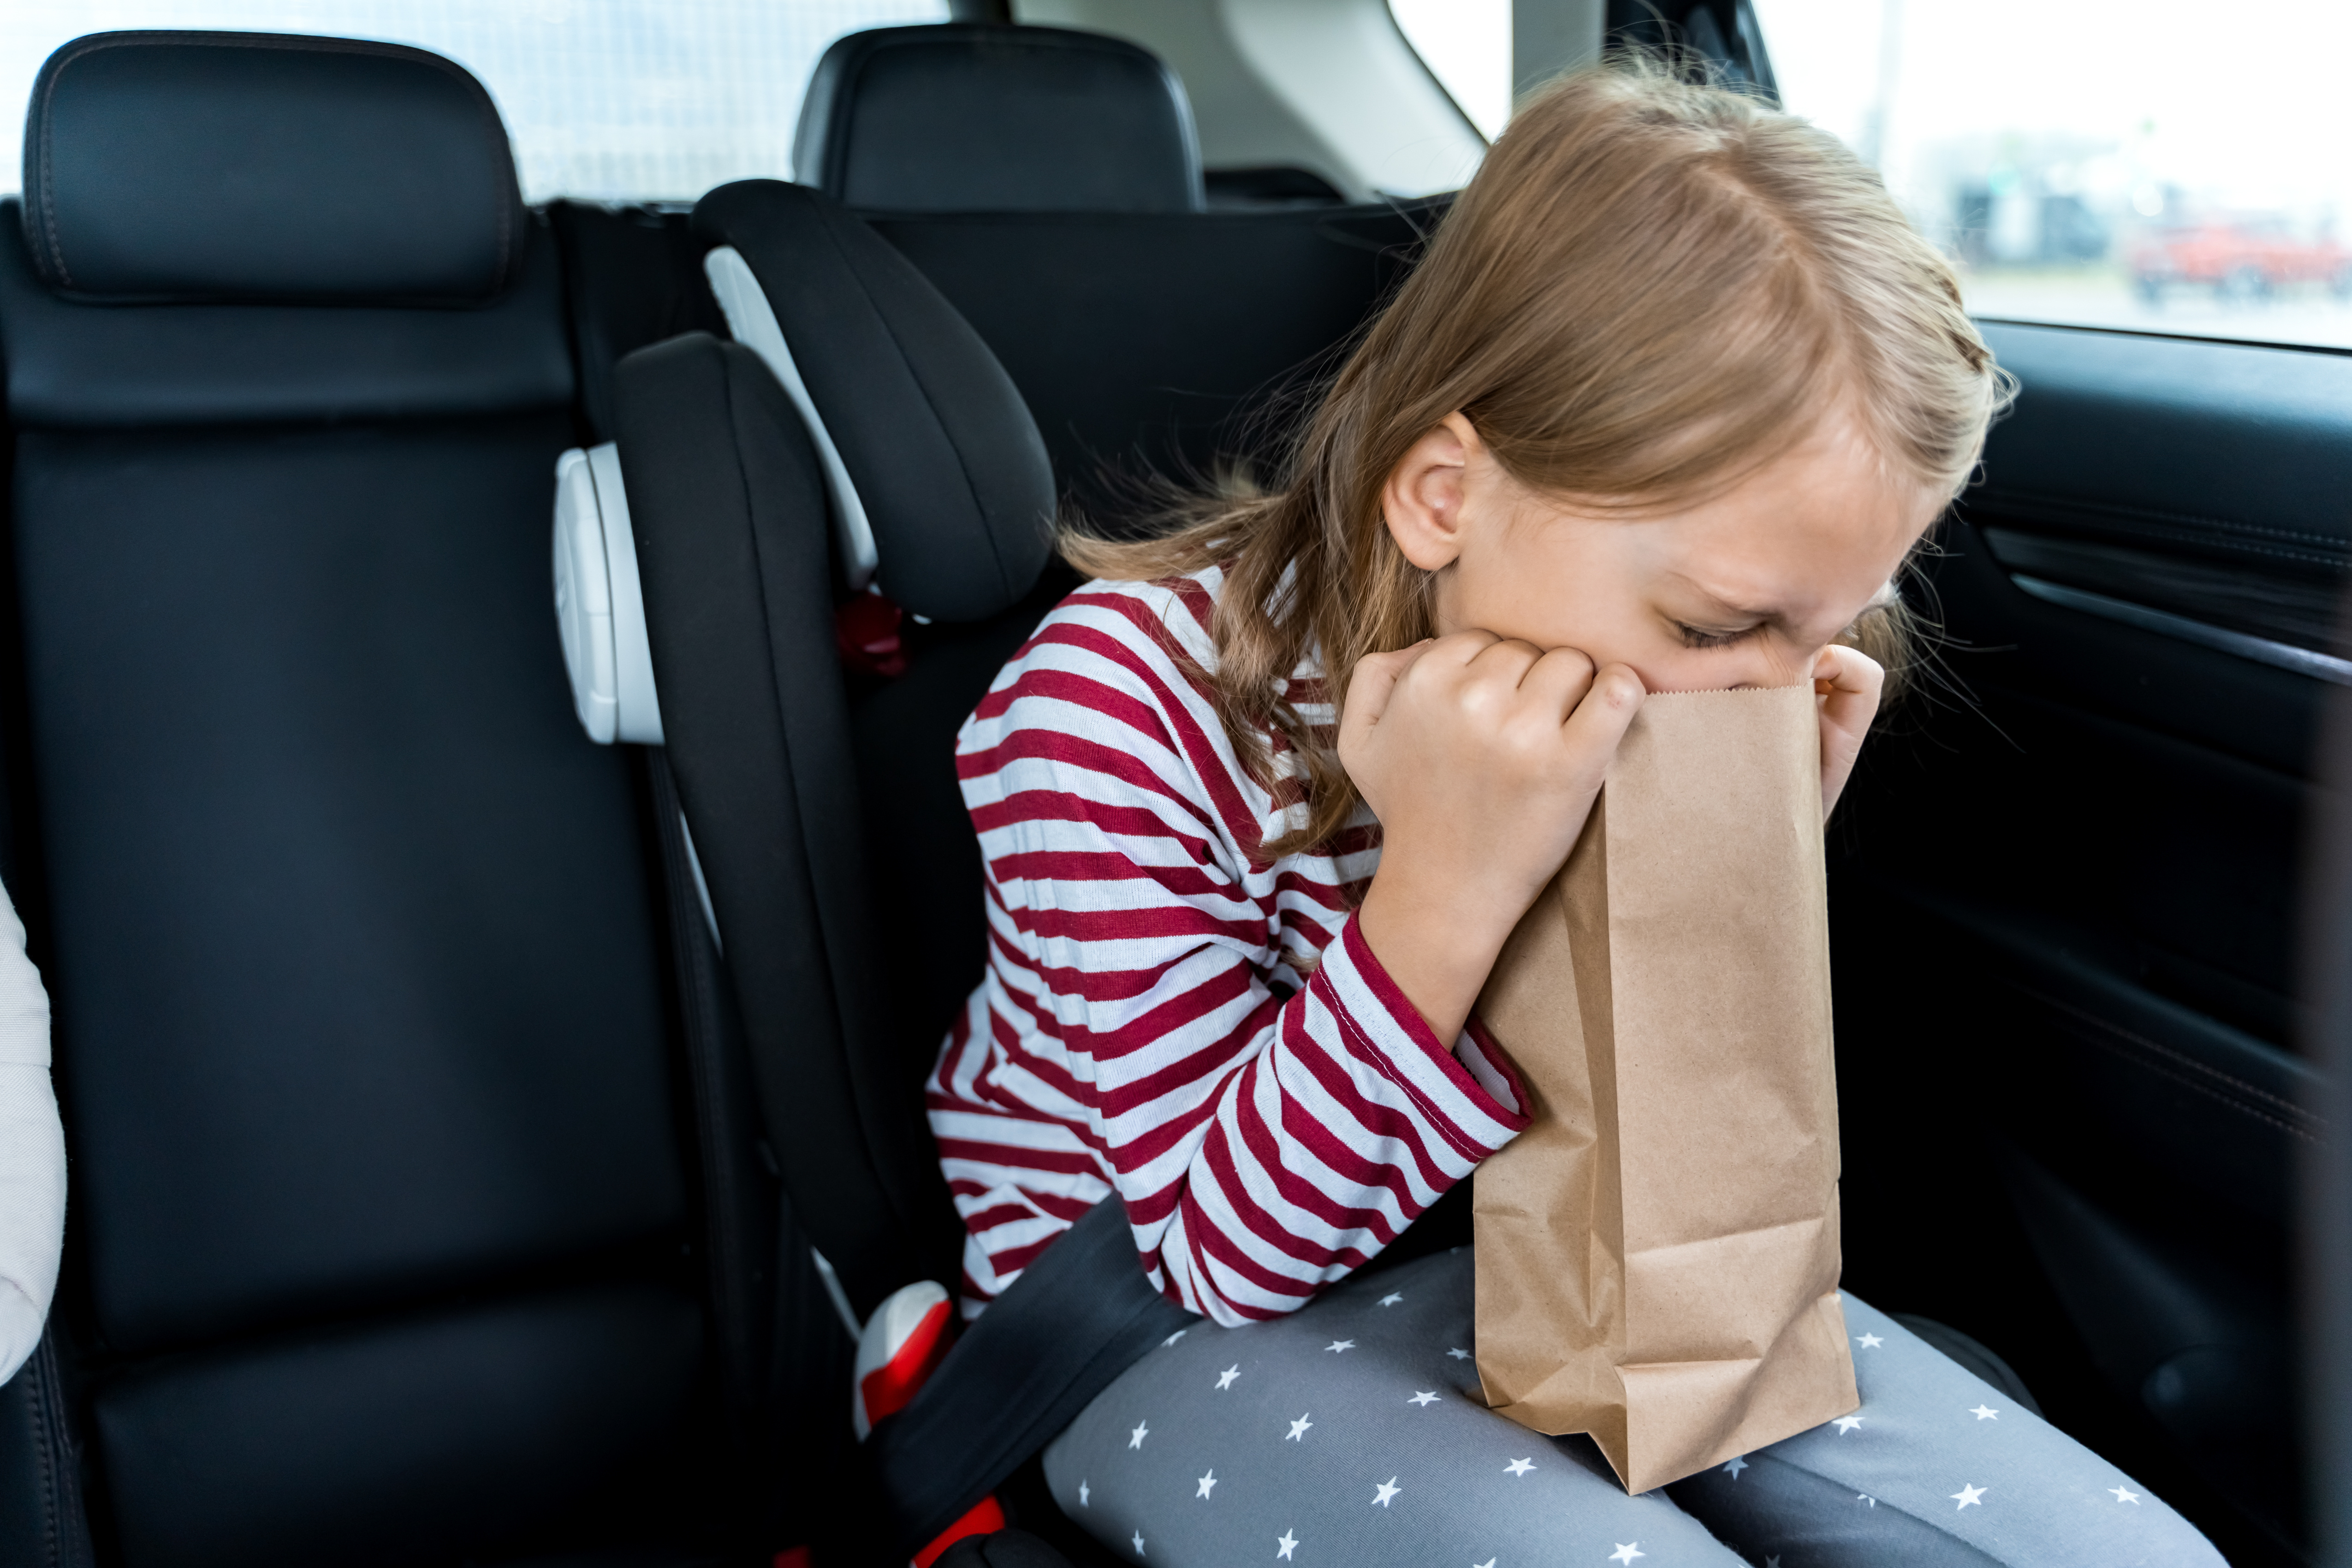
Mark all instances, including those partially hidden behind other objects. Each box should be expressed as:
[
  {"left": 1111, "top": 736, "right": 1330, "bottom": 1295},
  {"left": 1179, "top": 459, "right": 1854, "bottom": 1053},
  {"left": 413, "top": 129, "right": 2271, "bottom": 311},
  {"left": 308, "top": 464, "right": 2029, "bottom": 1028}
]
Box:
[{"left": 1381, "top": 413, "right": 1480, "bottom": 572}]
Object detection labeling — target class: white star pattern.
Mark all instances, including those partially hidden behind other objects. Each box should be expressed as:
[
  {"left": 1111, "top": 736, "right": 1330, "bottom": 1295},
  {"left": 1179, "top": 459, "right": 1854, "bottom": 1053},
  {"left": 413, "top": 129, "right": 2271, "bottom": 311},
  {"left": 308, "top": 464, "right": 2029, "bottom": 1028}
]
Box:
[
  {"left": 1970, "top": 1405, "right": 1999, "bottom": 1421},
  {"left": 1722, "top": 1455, "right": 1748, "bottom": 1479},
  {"left": 1325, "top": 1340, "right": 1356, "bottom": 1354},
  {"left": 1164, "top": 1330, "right": 1188, "bottom": 1347},
  {"left": 1503, "top": 1458, "right": 1536, "bottom": 1477},
  {"left": 1951, "top": 1484, "right": 1987, "bottom": 1511},
  {"left": 1474, "top": 1560, "right": 1496, "bottom": 1568},
  {"left": 1216, "top": 1366, "right": 1241, "bottom": 1390},
  {"left": 1855, "top": 1333, "right": 1884, "bottom": 1349},
  {"left": 1832, "top": 1415, "right": 1865, "bottom": 1434},
  {"left": 1610, "top": 1545, "right": 1645, "bottom": 1564},
  {"left": 1856, "top": 1495, "right": 1876, "bottom": 1508},
  {"left": 1079, "top": 1481, "right": 1090, "bottom": 1507},
  {"left": 1287, "top": 1414, "right": 1313, "bottom": 1441},
  {"left": 1408, "top": 1391, "right": 1439, "bottom": 1407},
  {"left": 1129, "top": 1421, "right": 1150, "bottom": 1449},
  {"left": 1198, "top": 1470, "right": 1218, "bottom": 1500},
  {"left": 1372, "top": 1478, "right": 1401, "bottom": 1508},
  {"left": 1379, "top": 1292, "right": 1404, "bottom": 1306},
  {"left": 1276, "top": 1531, "right": 1298, "bottom": 1561},
  {"left": 1133, "top": 1530, "right": 1146, "bottom": 1556},
  {"left": 1447, "top": 1347, "right": 1471, "bottom": 1360},
  {"left": 2111, "top": 1486, "right": 2141, "bottom": 1504}
]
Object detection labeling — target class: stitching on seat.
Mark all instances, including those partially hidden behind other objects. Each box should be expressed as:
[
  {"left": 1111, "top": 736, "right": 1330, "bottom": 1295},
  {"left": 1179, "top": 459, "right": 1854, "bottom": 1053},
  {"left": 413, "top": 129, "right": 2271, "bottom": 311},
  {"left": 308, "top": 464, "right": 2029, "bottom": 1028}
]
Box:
[
  {"left": 2024, "top": 983, "right": 2310, "bottom": 1117},
  {"left": 28, "top": 1336, "right": 64, "bottom": 1568},
  {"left": 2005, "top": 525, "right": 2344, "bottom": 573},
  {"left": 32, "top": 44, "right": 76, "bottom": 289},
  {"left": 2016, "top": 981, "right": 2322, "bottom": 1143},
  {"left": 1975, "top": 487, "right": 2352, "bottom": 556},
  {"left": 2064, "top": 1030, "right": 2319, "bottom": 1145}
]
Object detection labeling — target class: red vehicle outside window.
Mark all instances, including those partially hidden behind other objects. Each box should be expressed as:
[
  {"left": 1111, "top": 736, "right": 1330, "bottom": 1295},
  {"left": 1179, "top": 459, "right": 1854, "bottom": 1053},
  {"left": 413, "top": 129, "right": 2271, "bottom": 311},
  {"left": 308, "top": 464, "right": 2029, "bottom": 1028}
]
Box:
[{"left": 2132, "top": 216, "right": 2352, "bottom": 301}]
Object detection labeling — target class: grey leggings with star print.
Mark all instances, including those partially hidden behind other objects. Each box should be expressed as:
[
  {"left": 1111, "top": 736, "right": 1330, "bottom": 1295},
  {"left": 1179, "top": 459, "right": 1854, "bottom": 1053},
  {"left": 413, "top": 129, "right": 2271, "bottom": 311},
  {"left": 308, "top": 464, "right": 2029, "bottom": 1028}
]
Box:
[{"left": 1041, "top": 1249, "right": 2224, "bottom": 1567}]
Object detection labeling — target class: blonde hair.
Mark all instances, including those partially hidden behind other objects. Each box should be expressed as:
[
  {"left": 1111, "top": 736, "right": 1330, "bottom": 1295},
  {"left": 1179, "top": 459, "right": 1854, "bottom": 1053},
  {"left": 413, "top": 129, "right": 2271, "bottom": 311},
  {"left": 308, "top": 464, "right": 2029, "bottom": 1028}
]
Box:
[{"left": 1063, "top": 59, "right": 2010, "bottom": 857}]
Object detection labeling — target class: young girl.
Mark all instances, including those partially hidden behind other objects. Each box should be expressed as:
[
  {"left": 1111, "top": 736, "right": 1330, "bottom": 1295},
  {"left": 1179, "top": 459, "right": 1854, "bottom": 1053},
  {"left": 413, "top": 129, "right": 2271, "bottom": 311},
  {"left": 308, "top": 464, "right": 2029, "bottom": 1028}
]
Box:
[{"left": 926, "top": 63, "right": 2223, "bottom": 1567}]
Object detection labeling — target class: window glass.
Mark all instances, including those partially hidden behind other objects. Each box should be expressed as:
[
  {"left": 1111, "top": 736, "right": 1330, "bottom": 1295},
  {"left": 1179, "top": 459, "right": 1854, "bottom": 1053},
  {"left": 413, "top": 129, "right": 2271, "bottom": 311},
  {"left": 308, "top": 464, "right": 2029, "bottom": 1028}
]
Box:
[
  {"left": 1756, "top": 0, "right": 2352, "bottom": 349},
  {"left": 1390, "top": 0, "right": 1510, "bottom": 141},
  {"left": 0, "top": 0, "right": 947, "bottom": 203}
]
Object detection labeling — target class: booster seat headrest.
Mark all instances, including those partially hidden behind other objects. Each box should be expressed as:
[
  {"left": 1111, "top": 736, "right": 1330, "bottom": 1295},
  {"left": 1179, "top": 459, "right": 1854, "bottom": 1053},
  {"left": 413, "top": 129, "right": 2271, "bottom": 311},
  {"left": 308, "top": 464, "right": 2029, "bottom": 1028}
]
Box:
[
  {"left": 691, "top": 180, "right": 1055, "bottom": 624},
  {"left": 22, "top": 31, "right": 527, "bottom": 304}
]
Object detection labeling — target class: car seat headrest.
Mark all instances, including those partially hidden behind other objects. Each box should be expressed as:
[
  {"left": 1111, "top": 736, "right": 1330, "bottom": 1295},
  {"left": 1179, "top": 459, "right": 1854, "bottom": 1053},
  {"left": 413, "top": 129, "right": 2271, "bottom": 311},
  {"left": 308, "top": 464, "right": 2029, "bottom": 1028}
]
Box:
[
  {"left": 691, "top": 180, "right": 1055, "bottom": 624},
  {"left": 21, "top": 31, "right": 527, "bottom": 304},
  {"left": 793, "top": 24, "right": 1204, "bottom": 215}
]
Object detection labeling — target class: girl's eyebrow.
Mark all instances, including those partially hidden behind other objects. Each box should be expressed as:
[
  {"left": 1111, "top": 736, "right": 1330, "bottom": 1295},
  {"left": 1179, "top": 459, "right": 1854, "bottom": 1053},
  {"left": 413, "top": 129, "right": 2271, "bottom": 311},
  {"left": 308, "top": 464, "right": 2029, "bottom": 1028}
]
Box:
[{"left": 1665, "top": 573, "right": 1781, "bottom": 624}]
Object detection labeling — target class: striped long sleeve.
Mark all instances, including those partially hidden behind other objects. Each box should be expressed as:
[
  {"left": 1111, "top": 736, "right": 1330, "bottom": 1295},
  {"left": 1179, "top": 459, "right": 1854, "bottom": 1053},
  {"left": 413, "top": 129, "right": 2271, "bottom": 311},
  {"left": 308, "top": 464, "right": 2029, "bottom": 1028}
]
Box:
[{"left": 926, "top": 568, "right": 1528, "bottom": 1327}]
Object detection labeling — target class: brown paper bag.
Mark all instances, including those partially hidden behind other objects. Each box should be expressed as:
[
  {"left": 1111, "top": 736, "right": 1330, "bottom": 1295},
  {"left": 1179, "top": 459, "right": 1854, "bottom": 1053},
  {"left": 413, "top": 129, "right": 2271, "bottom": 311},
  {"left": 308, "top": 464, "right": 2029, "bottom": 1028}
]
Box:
[{"left": 1471, "top": 682, "right": 1857, "bottom": 1493}]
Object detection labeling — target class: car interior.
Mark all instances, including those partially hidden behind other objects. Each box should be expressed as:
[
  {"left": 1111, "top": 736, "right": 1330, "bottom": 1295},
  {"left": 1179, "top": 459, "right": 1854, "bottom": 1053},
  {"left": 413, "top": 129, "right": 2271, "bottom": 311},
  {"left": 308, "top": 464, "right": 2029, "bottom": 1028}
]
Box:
[{"left": 0, "top": 2, "right": 2343, "bottom": 1567}]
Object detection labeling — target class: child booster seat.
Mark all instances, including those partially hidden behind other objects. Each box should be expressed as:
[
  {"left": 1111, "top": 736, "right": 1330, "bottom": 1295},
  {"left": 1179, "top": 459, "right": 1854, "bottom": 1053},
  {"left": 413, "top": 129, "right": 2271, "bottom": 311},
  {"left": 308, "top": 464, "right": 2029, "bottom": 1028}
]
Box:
[{"left": 552, "top": 174, "right": 1192, "bottom": 1562}]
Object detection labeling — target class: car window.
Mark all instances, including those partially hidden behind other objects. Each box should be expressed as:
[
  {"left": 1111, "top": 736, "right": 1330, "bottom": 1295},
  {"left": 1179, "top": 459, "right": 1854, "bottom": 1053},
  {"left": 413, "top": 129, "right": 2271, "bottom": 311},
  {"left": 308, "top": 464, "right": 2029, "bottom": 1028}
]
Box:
[
  {"left": 0, "top": 0, "right": 947, "bottom": 204},
  {"left": 1754, "top": 0, "right": 2352, "bottom": 350},
  {"left": 1389, "top": 0, "right": 1510, "bottom": 141}
]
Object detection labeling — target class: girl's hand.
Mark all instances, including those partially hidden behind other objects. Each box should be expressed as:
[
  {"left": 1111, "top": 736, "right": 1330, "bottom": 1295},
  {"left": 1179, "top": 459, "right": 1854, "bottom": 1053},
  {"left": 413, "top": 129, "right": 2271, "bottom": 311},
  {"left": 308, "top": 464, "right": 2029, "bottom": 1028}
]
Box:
[
  {"left": 1341, "top": 632, "right": 1645, "bottom": 1044},
  {"left": 1815, "top": 642, "right": 1885, "bottom": 817}
]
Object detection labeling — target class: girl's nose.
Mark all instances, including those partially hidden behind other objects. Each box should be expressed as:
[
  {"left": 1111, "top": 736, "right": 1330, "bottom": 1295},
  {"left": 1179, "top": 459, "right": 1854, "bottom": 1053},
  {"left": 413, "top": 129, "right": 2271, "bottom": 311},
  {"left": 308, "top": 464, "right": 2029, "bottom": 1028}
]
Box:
[{"left": 1720, "top": 642, "right": 1805, "bottom": 692}]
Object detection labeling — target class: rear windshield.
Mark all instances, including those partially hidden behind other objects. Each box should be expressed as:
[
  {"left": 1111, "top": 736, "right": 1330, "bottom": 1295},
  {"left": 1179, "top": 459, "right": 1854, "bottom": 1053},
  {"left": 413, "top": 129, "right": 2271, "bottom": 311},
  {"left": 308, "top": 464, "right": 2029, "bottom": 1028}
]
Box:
[{"left": 0, "top": 0, "right": 948, "bottom": 204}]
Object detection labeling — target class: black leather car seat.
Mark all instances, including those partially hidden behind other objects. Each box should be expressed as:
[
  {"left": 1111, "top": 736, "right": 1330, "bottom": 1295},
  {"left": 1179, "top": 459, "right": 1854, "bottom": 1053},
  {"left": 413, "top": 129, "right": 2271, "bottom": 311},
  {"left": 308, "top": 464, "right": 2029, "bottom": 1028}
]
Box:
[
  {"left": 792, "top": 24, "right": 1204, "bottom": 215},
  {"left": 0, "top": 32, "right": 766, "bottom": 1568},
  {"left": 589, "top": 174, "right": 1152, "bottom": 1561}
]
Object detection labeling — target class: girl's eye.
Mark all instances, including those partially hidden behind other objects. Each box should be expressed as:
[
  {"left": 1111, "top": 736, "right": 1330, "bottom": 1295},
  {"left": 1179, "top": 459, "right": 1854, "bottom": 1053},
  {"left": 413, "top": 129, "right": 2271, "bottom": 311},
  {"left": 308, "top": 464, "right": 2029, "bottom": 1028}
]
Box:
[{"left": 1675, "top": 622, "right": 1759, "bottom": 649}]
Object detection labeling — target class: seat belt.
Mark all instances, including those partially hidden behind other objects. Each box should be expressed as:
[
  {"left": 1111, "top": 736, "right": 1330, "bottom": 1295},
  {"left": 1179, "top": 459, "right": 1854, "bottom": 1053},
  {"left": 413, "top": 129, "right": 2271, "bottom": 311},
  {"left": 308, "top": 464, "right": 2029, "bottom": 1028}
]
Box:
[{"left": 871, "top": 1199, "right": 1191, "bottom": 1559}]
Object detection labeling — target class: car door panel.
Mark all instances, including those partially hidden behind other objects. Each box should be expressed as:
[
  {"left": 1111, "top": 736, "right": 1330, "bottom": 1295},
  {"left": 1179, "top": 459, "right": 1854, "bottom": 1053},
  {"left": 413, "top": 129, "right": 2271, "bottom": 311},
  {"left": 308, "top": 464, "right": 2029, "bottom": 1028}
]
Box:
[{"left": 1831, "top": 321, "right": 2342, "bottom": 1563}]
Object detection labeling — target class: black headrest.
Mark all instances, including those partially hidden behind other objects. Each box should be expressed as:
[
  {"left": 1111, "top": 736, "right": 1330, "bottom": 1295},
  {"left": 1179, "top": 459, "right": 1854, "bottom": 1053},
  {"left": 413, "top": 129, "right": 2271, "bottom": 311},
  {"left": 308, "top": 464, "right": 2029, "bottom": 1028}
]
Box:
[
  {"left": 22, "top": 32, "right": 527, "bottom": 304},
  {"left": 693, "top": 180, "right": 1055, "bottom": 622},
  {"left": 792, "top": 24, "right": 1204, "bottom": 215}
]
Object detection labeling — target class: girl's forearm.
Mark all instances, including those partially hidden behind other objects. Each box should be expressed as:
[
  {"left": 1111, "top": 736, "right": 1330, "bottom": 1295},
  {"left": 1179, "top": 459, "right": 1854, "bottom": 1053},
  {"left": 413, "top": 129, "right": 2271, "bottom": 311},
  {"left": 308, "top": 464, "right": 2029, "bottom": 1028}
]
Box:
[{"left": 1355, "top": 863, "right": 1518, "bottom": 1045}]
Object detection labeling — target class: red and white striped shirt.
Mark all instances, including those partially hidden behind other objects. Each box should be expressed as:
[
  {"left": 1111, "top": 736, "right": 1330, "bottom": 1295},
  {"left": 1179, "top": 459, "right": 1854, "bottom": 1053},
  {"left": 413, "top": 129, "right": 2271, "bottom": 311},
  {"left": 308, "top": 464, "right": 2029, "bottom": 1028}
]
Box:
[{"left": 927, "top": 565, "right": 1530, "bottom": 1326}]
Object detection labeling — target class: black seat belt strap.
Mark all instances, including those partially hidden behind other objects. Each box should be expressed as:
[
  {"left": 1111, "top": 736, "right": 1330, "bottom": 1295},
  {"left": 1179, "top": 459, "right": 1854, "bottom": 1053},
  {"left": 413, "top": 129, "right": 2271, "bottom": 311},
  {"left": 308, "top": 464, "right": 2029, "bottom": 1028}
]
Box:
[{"left": 872, "top": 1198, "right": 1192, "bottom": 1557}]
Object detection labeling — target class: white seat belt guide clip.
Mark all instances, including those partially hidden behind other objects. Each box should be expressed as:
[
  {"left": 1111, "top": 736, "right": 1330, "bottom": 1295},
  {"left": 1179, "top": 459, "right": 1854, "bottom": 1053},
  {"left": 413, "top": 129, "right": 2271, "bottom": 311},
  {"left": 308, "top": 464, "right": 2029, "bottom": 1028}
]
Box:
[{"left": 552, "top": 441, "right": 665, "bottom": 746}]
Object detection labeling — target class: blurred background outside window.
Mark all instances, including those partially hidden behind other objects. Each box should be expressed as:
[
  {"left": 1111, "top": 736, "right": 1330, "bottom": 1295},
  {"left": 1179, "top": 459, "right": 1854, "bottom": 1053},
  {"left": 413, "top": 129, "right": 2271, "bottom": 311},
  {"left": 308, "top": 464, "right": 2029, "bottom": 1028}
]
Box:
[
  {"left": 1758, "top": 0, "right": 2352, "bottom": 350},
  {"left": 1393, "top": 0, "right": 2352, "bottom": 351},
  {"left": 0, "top": 0, "right": 946, "bottom": 203}
]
